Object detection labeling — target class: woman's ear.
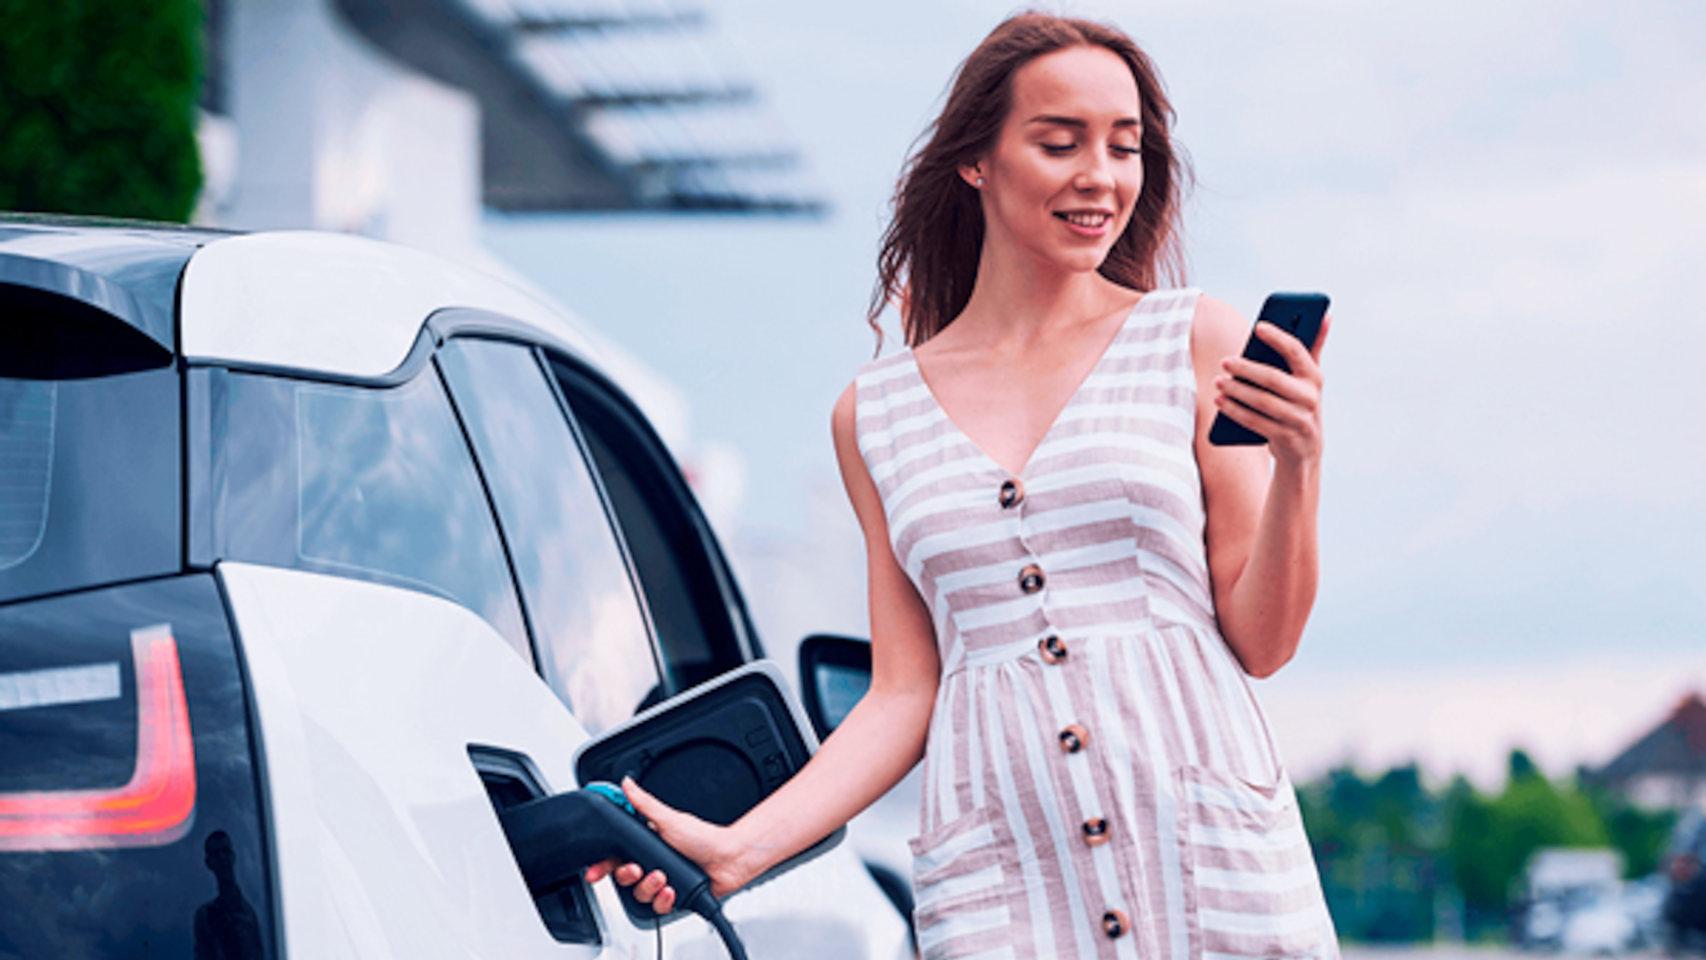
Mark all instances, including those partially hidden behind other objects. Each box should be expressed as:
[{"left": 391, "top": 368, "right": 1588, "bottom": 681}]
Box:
[{"left": 958, "top": 163, "right": 985, "bottom": 190}]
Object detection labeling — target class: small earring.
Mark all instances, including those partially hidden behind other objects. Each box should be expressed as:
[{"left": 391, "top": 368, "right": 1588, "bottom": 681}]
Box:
[{"left": 975, "top": 176, "right": 985, "bottom": 188}]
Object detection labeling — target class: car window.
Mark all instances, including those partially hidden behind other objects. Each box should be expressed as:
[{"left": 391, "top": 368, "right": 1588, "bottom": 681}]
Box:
[
  {"left": 436, "top": 338, "right": 661, "bottom": 735},
  {"left": 550, "top": 359, "right": 757, "bottom": 693},
  {"left": 0, "top": 361, "right": 179, "bottom": 604},
  {"left": 205, "top": 368, "right": 529, "bottom": 659}
]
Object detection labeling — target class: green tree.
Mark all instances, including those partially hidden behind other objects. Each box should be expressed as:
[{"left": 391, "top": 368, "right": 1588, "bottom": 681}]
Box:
[
  {"left": 1489, "top": 770, "right": 1607, "bottom": 885},
  {"left": 1301, "top": 764, "right": 1442, "bottom": 942},
  {"left": 0, "top": 0, "right": 203, "bottom": 221},
  {"left": 1445, "top": 750, "right": 1608, "bottom": 927},
  {"left": 1507, "top": 749, "right": 1541, "bottom": 782},
  {"left": 1444, "top": 776, "right": 1502, "bottom": 928},
  {"left": 1584, "top": 783, "right": 1677, "bottom": 878},
  {"left": 1308, "top": 754, "right": 1671, "bottom": 944}
]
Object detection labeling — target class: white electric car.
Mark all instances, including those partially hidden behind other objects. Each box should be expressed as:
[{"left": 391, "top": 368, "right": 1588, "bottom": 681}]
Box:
[{"left": 0, "top": 216, "right": 909, "bottom": 959}]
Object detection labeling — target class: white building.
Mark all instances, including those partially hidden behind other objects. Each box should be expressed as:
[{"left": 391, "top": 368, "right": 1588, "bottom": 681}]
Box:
[
  {"left": 195, "top": 0, "right": 822, "bottom": 519},
  {"left": 1594, "top": 691, "right": 1706, "bottom": 812}
]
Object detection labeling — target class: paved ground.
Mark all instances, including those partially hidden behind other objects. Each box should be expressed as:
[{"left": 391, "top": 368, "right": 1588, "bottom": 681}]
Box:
[{"left": 1343, "top": 949, "right": 1667, "bottom": 960}]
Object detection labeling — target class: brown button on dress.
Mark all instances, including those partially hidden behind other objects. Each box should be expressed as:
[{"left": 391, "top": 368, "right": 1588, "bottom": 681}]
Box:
[
  {"left": 1038, "top": 634, "right": 1068, "bottom": 664},
  {"left": 1058, "top": 723, "right": 1089, "bottom": 753},
  {"left": 1017, "top": 563, "right": 1045, "bottom": 594},
  {"left": 1081, "top": 817, "right": 1110, "bottom": 847},
  {"left": 853, "top": 290, "right": 1339, "bottom": 959}
]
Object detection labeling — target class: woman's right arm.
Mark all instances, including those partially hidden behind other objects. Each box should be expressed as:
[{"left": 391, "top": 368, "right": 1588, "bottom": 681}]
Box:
[{"left": 590, "top": 381, "right": 942, "bottom": 907}]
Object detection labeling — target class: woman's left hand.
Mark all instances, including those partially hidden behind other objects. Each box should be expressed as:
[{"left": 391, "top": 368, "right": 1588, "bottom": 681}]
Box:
[
  {"left": 581, "top": 776, "right": 752, "bottom": 913},
  {"left": 1211, "top": 314, "right": 1331, "bottom": 470}
]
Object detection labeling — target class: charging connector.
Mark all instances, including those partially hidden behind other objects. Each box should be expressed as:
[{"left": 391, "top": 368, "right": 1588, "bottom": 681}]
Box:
[{"left": 499, "top": 783, "right": 749, "bottom": 960}]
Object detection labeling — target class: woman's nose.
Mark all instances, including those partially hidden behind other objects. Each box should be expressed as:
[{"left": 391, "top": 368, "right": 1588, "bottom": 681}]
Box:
[{"left": 1072, "top": 151, "right": 1115, "bottom": 193}]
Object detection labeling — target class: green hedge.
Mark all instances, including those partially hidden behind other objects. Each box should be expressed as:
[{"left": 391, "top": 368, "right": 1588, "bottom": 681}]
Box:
[
  {"left": 1298, "top": 751, "right": 1679, "bottom": 943},
  {"left": 0, "top": 0, "right": 203, "bottom": 222}
]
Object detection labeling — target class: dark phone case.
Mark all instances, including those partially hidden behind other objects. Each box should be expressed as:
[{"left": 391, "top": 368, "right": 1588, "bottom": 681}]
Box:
[{"left": 1208, "top": 292, "right": 1330, "bottom": 446}]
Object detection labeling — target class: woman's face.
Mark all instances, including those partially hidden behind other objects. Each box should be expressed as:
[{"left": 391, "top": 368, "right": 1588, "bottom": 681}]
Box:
[{"left": 968, "top": 44, "right": 1145, "bottom": 275}]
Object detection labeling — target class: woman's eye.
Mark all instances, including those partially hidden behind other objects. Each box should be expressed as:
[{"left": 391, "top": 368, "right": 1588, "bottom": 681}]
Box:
[{"left": 1042, "top": 142, "right": 1139, "bottom": 157}]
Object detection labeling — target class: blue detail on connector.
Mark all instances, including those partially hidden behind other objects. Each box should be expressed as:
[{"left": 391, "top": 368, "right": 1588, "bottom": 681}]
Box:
[{"left": 584, "top": 780, "right": 638, "bottom": 816}]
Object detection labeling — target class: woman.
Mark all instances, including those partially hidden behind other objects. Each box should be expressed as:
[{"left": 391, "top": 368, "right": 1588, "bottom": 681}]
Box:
[{"left": 589, "top": 11, "right": 1339, "bottom": 958}]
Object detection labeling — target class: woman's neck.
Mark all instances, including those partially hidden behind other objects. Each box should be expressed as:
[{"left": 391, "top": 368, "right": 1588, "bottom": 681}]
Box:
[{"left": 952, "top": 238, "right": 1127, "bottom": 351}]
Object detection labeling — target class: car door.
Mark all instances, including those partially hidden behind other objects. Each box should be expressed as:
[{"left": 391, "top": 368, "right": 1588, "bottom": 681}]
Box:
[
  {"left": 542, "top": 350, "right": 912, "bottom": 960},
  {"left": 196, "top": 354, "right": 652, "bottom": 958}
]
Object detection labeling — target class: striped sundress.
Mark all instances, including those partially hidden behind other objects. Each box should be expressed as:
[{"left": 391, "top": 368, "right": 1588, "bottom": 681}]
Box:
[{"left": 852, "top": 288, "right": 1339, "bottom": 960}]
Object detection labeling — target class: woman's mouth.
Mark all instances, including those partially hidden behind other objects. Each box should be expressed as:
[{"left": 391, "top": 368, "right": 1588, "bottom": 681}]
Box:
[{"left": 1053, "top": 210, "right": 1113, "bottom": 237}]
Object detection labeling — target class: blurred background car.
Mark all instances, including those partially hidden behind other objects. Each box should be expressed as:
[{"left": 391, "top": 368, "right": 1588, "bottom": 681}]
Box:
[{"left": 1665, "top": 812, "right": 1706, "bottom": 953}]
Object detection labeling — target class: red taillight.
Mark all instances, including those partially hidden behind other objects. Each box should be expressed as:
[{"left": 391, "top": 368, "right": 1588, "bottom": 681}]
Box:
[
  {"left": 0, "top": 625, "right": 196, "bottom": 851},
  {"left": 1674, "top": 853, "right": 1701, "bottom": 884}
]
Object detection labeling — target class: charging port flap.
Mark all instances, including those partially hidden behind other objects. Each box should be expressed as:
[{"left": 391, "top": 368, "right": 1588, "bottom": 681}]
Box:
[{"left": 572, "top": 660, "right": 843, "bottom": 926}]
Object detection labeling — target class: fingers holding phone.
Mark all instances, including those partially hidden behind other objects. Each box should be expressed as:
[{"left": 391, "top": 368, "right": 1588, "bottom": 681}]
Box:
[{"left": 1208, "top": 293, "right": 1331, "bottom": 469}]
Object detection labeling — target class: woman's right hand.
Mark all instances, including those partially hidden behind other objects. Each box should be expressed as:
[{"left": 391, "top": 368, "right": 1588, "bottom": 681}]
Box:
[{"left": 581, "top": 776, "right": 753, "bottom": 914}]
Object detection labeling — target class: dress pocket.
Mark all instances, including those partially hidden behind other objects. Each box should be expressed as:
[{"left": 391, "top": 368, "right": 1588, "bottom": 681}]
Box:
[
  {"left": 1175, "top": 764, "right": 1339, "bottom": 959},
  {"left": 907, "top": 805, "right": 1018, "bottom": 960}
]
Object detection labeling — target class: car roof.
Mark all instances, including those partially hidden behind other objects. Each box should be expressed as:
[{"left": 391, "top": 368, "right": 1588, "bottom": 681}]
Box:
[
  {"left": 0, "top": 214, "right": 230, "bottom": 353},
  {"left": 0, "top": 215, "right": 604, "bottom": 379},
  {"left": 181, "top": 231, "right": 603, "bottom": 379}
]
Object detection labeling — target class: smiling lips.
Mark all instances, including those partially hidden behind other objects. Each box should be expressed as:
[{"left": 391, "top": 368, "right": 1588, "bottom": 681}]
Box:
[{"left": 1054, "top": 209, "right": 1114, "bottom": 236}]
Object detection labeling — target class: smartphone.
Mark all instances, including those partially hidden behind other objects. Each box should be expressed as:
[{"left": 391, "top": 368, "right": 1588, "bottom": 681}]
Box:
[{"left": 1208, "top": 292, "right": 1330, "bottom": 446}]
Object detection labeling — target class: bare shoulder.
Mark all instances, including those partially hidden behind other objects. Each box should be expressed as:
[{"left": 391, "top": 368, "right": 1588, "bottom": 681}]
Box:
[
  {"left": 830, "top": 377, "right": 891, "bottom": 544},
  {"left": 1189, "top": 292, "right": 1251, "bottom": 369},
  {"left": 830, "top": 380, "right": 858, "bottom": 452}
]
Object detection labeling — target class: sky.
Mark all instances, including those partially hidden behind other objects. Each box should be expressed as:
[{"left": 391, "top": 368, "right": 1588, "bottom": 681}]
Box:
[{"left": 483, "top": 0, "right": 1706, "bottom": 788}]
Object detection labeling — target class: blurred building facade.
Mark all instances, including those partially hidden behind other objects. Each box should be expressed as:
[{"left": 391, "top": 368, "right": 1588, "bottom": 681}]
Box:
[
  {"left": 1594, "top": 691, "right": 1706, "bottom": 811},
  {"left": 193, "top": 0, "right": 821, "bottom": 517}
]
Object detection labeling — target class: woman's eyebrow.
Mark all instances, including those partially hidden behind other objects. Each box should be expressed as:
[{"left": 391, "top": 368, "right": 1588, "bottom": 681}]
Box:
[{"left": 1026, "top": 114, "right": 1143, "bottom": 130}]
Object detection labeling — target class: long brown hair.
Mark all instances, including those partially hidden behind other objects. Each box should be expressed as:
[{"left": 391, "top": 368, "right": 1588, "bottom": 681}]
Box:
[{"left": 868, "top": 12, "right": 1190, "bottom": 351}]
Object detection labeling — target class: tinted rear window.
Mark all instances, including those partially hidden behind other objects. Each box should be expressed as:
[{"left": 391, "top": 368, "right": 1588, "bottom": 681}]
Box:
[{"left": 0, "top": 366, "right": 180, "bottom": 603}]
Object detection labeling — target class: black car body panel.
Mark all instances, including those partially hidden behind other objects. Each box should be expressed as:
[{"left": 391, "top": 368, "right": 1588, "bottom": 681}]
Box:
[
  {"left": 0, "top": 215, "right": 229, "bottom": 356},
  {"left": 0, "top": 575, "right": 277, "bottom": 959}
]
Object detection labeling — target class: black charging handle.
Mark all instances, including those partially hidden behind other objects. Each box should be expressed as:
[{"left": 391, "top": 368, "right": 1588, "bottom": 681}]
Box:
[
  {"left": 499, "top": 787, "right": 713, "bottom": 915},
  {"left": 498, "top": 786, "right": 750, "bottom": 960}
]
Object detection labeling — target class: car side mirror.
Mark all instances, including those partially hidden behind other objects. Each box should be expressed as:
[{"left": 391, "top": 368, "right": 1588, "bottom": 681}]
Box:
[{"left": 797, "top": 634, "right": 872, "bottom": 740}]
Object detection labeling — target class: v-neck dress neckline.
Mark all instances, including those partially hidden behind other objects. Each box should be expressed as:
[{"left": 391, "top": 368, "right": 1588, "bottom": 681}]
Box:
[{"left": 902, "top": 295, "right": 1148, "bottom": 481}]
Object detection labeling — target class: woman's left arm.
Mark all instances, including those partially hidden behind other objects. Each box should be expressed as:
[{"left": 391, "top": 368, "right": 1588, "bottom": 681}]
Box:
[{"left": 1189, "top": 295, "right": 1332, "bottom": 678}]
